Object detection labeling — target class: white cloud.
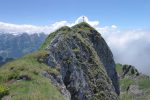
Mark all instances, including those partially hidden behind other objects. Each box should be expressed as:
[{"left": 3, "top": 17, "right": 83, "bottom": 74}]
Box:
[
  {"left": 75, "top": 16, "right": 99, "bottom": 27},
  {"left": 0, "top": 21, "right": 71, "bottom": 34},
  {"left": 0, "top": 16, "right": 99, "bottom": 34},
  {"left": 102, "top": 28, "right": 150, "bottom": 75},
  {"left": 111, "top": 25, "right": 117, "bottom": 29},
  {"left": 0, "top": 16, "right": 150, "bottom": 75}
]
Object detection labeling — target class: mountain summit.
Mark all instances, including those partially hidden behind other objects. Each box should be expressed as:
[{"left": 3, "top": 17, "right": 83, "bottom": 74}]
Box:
[
  {"left": 0, "top": 22, "right": 119, "bottom": 100},
  {"left": 41, "top": 22, "right": 120, "bottom": 99}
]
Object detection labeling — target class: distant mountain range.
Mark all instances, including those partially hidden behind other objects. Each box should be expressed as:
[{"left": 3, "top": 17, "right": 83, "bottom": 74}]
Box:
[
  {"left": 0, "top": 32, "right": 47, "bottom": 59},
  {"left": 0, "top": 22, "right": 150, "bottom": 100},
  {"left": 0, "top": 22, "right": 120, "bottom": 100}
]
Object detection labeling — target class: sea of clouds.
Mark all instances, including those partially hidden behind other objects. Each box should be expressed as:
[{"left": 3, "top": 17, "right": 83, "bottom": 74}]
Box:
[{"left": 0, "top": 16, "right": 150, "bottom": 75}]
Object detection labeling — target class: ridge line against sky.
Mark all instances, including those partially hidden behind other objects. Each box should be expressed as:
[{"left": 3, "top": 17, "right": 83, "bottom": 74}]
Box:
[
  {"left": 0, "top": 0, "right": 150, "bottom": 28},
  {"left": 0, "top": 0, "right": 150, "bottom": 75},
  {"left": 0, "top": 16, "right": 116, "bottom": 34},
  {"left": 0, "top": 16, "right": 150, "bottom": 76}
]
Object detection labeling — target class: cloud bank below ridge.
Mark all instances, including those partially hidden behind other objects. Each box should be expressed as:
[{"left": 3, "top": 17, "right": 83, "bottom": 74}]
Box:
[{"left": 0, "top": 16, "right": 150, "bottom": 75}]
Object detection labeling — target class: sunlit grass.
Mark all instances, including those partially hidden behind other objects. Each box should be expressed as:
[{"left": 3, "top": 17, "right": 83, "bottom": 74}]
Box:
[{"left": 0, "top": 50, "right": 64, "bottom": 100}]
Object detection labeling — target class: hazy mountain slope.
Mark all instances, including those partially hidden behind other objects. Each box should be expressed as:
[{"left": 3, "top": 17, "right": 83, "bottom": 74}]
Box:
[
  {"left": 0, "top": 56, "right": 14, "bottom": 66},
  {"left": 0, "top": 33, "right": 47, "bottom": 58},
  {"left": 0, "top": 22, "right": 119, "bottom": 100},
  {"left": 116, "top": 64, "right": 150, "bottom": 100}
]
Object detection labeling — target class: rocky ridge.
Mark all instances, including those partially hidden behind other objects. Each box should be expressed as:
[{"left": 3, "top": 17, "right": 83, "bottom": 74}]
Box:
[
  {"left": 41, "top": 22, "right": 119, "bottom": 99},
  {"left": 0, "top": 22, "right": 119, "bottom": 100}
]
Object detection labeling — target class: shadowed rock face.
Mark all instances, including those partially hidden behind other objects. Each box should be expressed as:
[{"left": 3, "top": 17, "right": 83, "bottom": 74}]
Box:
[
  {"left": 42, "top": 22, "right": 120, "bottom": 100},
  {"left": 73, "top": 23, "right": 120, "bottom": 95}
]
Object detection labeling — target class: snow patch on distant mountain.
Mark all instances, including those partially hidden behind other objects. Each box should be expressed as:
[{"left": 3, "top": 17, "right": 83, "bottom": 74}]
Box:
[{"left": 0, "top": 16, "right": 150, "bottom": 76}]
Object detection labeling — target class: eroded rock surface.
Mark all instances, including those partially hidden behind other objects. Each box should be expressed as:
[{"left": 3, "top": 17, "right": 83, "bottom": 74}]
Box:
[{"left": 42, "top": 22, "right": 120, "bottom": 100}]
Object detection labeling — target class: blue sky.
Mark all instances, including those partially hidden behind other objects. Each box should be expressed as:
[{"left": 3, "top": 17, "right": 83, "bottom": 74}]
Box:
[
  {"left": 0, "top": 0, "right": 150, "bottom": 75},
  {"left": 0, "top": 0, "right": 150, "bottom": 28}
]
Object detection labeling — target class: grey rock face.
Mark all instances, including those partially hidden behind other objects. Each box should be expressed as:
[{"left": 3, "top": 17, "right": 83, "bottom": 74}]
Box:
[
  {"left": 129, "top": 85, "right": 143, "bottom": 96},
  {"left": 42, "top": 22, "right": 120, "bottom": 100},
  {"left": 73, "top": 23, "right": 120, "bottom": 95},
  {"left": 88, "top": 30, "right": 120, "bottom": 95},
  {"left": 42, "top": 71, "right": 71, "bottom": 100}
]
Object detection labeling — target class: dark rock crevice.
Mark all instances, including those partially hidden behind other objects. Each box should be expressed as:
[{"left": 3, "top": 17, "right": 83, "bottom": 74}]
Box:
[{"left": 42, "top": 22, "right": 120, "bottom": 100}]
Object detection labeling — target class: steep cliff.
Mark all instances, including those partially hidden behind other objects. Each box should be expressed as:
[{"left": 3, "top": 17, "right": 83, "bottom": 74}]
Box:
[
  {"left": 0, "top": 22, "right": 119, "bottom": 100},
  {"left": 41, "top": 22, "right": 119, "bottom": 99}
]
